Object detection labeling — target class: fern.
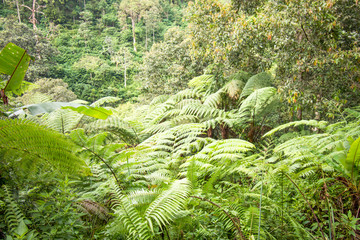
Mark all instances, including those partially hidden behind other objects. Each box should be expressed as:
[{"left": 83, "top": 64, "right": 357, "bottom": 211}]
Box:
[
  {"left": 223, "top": 79, "right": 245, "bottom": 100},
  {"left": 41, "top": 108, "right": 82, "bottom": 134},
  {"left": 149, "top": 95, "right": 170, "bottom": 106},
  {"left": 2, "top": 185, "right": 37, "bottom": 239},
  {"left": 238, "top": 87, "right": 277, "bottom": 120},
  {"left": 2, "top": 185, "right": 25, "bottom": 232},
  {"left": 85, "top": 115, "right": 139, "bottom": 144},
  {"left": 90, "top": 96, "right": 121, "bottom": 107},
  {"left": 240, "top": 72, "right": 273, "bottom": 98},
  {"left": 109, "top": 179, "right": 191, "bottom": 239},
  {"left": 188, "top": 75, "right": 215, "bottom": 94},
  {"left": 111, "top": 185, "right": 152, "bottom": 240},
  {"left": 263, "top": 120, "right": 328, "bottom": 138},
  {"left": 0, "top": 119, "right": 87, "bottom": 175},
  {"left": 145, "top": 178, "right": 191, "bottom": 232}
]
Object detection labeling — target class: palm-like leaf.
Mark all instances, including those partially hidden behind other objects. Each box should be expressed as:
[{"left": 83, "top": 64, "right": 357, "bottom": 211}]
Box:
[
  {"left": 0, "top": 119, "right": 87, "bottom": 175},
  {"left": 240, "top": 72, "right": 272, "bottom": 98},
  {"left": 145, "top": 178, "right": 191, "bottom": 232}
]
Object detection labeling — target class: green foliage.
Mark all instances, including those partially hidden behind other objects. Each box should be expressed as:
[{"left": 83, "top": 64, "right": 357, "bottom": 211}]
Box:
[
  {"left": 108, "top": 178, "right": 191, "bottom": 239},
  {"left": 1, "top": 0, "right": 360, "bottom": 239},
  {"left": 0, "top": 119, "right": 87, "bottom": 176},
  {"left": 19, "top": 78, "right": 77, "bottom": 104},
  {"left": 63, "top": 105, "right": 113, "bottom": 120},
  {"left": 0, "top": 43, "right": 32, "bottom": 93}
]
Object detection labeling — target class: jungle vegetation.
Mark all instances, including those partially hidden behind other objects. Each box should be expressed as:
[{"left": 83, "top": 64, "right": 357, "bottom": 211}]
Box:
[{"left": 0, "top": 0, "right": 360, "bottom": 239}]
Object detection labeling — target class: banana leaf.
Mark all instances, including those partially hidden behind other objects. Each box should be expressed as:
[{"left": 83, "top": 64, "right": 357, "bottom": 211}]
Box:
[
  {"left": 0, "top": 43, "right": 33, "bottom": 104},
  {"left": 62, "top": 106, "right": 113, "bottom": 120}
]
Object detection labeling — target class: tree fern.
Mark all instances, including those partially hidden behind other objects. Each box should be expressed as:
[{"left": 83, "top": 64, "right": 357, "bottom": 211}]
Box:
[
  {"left": 41, "top": 108, "right": 82, "bottom": 134},
  {"left": 263, "top": 120, "right": 328, "bottom": 138},
  {"left": 109, "top": 179, "right": 191, "bottom": 239},
  {"left": 240, "top": 72, "right": 273, "bottom": 99},
  {"left": 145, "top": 178, "right": 191, "bottom": 232},
  {"left": 0, "top": 119, "right": 87, "bottom": 175},
  {"left": 238, "top": 87, "right": 277, "bottom": 120},
  {"left": 90, "top": 96, "right": 121, "bottom": 107}
]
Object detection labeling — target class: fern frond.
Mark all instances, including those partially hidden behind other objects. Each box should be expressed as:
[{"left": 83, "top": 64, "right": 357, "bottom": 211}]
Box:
[
  {"left": 149, "top": 95, "right": 170, "bottom": 106},
  {"left": 127, "top": 189, "right": 160, "bottom": 206},
  {"left": 203, "top": 89, "right": 223, "bottom": 108},
  {"left": 20, "top": 92, "right": 52, "bottom": 105},
  {"left": 111, "top": 185, "right": 152, "bottom": 240},
  {"left": 172, "top": 89, "right": 201, "bottom": 102},
  {"left": 223, "top": 79, "right": 244, "bottom": 100},
  {"left": 144, "top": 102, "right": 175, "bottom": 125},
  {"left": 263, "top": 120, "right": 328, "bottom": 138},
  {"left": 41, "top": 108, "right": 82, "bottom": 134},
  {"left": 238, "top": 87, "right": 277, "bottom": 120},
  {"left": 86, "top": 116, "right": 139, "bottom": 143},
  {"left": 0, "top": 119, "right": 87, "bottom": 175},
  {"left": 176, "top": 99, "right": 202, "bottom": 109},
  {"left": 188, "top": 75, "right": 215, "bottom": 94},
  {"left": 171, "top": 115, "right": 199, "bottom": 125},
  {"left": 240, "top": 72, "right": 272, "bottom": 98},
  {"left": 145, "top": 178, "right": 191, "bottom": 232},
  {"left": 77, "top": 199, "right": 110, "bottom": 221},
  {"left": 90, "top": 96, "right": 121, "bottom": 107},
  {"left": 142, "top": 121, "right": 172, "bottom": 135},
  {"left": 181, "top": 104, "right": 221, "bottom": 119},
  {"left": 2, "top": 185, "right": 25, "bottom": 231}
]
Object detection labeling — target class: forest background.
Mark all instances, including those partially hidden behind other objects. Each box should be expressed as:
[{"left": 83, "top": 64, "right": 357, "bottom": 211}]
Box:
[{"left": 0, "top": 0, "right": 360, "bottom": 239}]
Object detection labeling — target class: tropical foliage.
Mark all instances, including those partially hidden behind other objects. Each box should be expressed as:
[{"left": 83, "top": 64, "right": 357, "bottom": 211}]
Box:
[{"left": 1, "top": 0, "right": 360, "bottom": 239}]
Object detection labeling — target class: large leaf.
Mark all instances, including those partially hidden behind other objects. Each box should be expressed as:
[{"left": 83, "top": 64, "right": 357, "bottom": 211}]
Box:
[
  {"left": 9, "top": 102, "right": 83, "bottom": 117},
  {"left": 345, "top": 136, "right": 360, "bottom": 180},
  {"left": 63, "top": 105, "right": 113, "bottom": 120},
  {"left": 0, "top": 119, "right": 88, "bottom": 175},
  {"left": 0, "top": 43, "right": 32, "bottom": 95},
  {"left": 240, "top": 72, "right": 272, "bottom": 98},
  {"left": 238, "top": 87, "right": 277, "bottom": 119},
  {"left": 263, "top": 120, "right": 328, "bottom": 137}
]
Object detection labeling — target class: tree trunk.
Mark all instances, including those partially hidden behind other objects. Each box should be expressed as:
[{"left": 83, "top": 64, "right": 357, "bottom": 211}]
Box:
[
  {"left": 207, "top": 127, "right": 213, "bottom": 138},
  {"left": 31, "top": 0, "right": 36, "bottom": 30},
  {"left": 152, "top": 27, "right": 155, "bottom": 43},
  {"left": 131, "top": 17, "right": 137, "bottom": 52},
  {"left": 124, "top": 56, "right": 127, "bottom": 88},
  {"left": 296, "top": 106, "right": 302, "bottom": 120},
  {"left": 145, "top": 25, "right": 148, "bottom": 50},
  {"left": 15, "top": 0, "right": 21, "bottom": 23},
  {"left": 220, "top": 124, "right": 228, "bottom": 139}
]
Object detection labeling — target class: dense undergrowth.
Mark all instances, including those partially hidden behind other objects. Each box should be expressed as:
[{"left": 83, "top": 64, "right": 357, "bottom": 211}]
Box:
[
  {"left": 1, "top": 0, "right": 360, "bottom": 239},
  {"left": 1, "top": 70, "right": 360, "bottom": 239}
]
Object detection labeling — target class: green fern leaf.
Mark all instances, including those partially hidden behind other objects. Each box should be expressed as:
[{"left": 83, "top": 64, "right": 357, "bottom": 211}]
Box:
[
  {"left": 240, "top": 72, "right": 272, "bottom": 98},
  {"left": 0, "top": 119, "right": 88, "bottom": 175},
  {"left": 145, "top": 178, "right": 191, "bottom": 232}
]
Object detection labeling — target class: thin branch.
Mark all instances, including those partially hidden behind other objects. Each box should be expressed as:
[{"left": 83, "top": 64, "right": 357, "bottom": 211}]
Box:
[
  {"left": 83, "top": 146, "right": 121, "bottom": 187},
  {"left": 189, "top": 196, "right": 245, "bottom": 240},
  {"left": 20, "top": 4, "right": 32, "bottom": 10}
]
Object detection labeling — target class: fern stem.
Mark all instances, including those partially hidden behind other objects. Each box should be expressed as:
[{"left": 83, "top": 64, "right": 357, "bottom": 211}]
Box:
[
  {"left": 190, "top": 196, "right": 245, "bottom": 240},
  {"left": 321, "top": 168, "right": 334, "bottom": 240},
  {"left": 284, "top": 173, "right": 326, "bottom": 240},
  {"left": 83, "top": 146, "right": 121, "bottom": 187},
  {"left": 257, "top": 179, "right": 263, "bottom": 240}
]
